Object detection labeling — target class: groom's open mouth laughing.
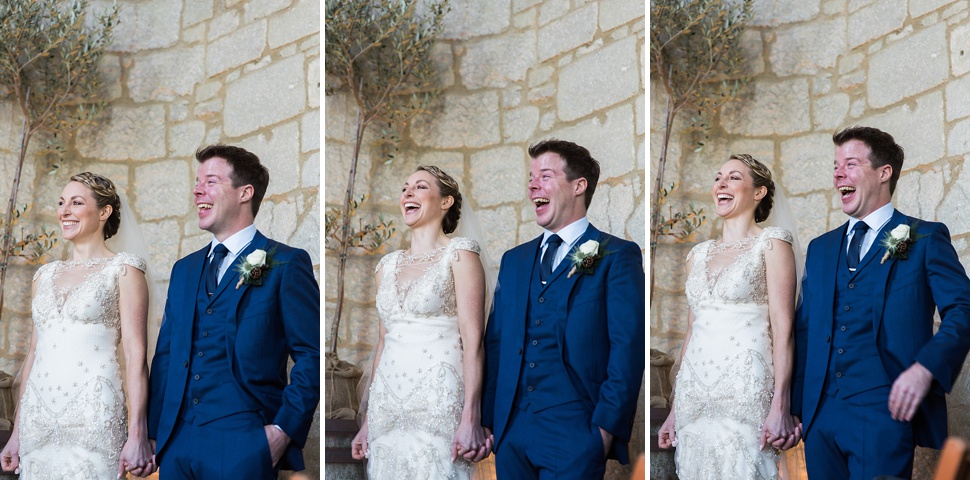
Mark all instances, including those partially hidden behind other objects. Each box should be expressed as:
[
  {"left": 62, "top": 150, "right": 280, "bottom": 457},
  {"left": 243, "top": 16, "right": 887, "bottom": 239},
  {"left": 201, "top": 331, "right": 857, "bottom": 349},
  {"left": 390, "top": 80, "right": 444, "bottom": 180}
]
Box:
[
  {"left": 533, "top": 197, "right": 550, "bottom": 214},
  {"left": 838, "top": 185, "right": 856, "bottom": 202},
  {"left": 197, "top": 203, "right": 213, "bottom": 217}
]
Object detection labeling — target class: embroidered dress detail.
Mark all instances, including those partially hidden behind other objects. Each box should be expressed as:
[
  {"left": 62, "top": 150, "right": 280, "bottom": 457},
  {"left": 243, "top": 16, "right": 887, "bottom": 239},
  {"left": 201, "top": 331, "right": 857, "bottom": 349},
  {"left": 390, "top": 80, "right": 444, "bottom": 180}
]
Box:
[
  {"left": 368, "top": 237, "right": 480, "bottom": 479},
  {"left": 19, "top": 252, "right": 146, "bottom": 479},
  {"left": 675, "top": 227, "right": 792, "bottom": 480}
]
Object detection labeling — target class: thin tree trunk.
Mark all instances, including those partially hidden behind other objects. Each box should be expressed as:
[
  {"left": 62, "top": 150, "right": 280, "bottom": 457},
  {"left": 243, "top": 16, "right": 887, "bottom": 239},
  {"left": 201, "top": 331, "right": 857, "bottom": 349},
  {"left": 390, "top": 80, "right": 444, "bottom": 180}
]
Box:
[
  {"left": 329, "top": 107, "right": 367, "bottom": 355},
  {"left": 0, "top": 115, "right": 32, "bottom": 320},
  {"left": 649, "top": 92, "right": 676, "bottom": 305}
]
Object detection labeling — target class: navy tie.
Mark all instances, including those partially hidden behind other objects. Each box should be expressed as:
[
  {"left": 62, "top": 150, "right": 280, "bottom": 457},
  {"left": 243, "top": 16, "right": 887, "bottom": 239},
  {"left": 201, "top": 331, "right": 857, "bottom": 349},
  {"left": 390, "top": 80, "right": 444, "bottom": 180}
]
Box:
[
  {"left": 206, "top": 244, "right": 229, "bottom": 295},
  {"left": 540, "top": 234, "right": 563, "bottom": 283},
  {"left": 847, "top": 222, "right": 870, "bottom": 271}
]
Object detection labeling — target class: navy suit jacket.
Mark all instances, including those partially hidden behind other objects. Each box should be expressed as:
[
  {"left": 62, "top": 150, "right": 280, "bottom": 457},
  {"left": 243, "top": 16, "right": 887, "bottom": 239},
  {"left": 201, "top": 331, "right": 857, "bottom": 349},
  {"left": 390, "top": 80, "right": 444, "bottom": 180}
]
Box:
[
  {"left": 792, "top": 210, "right": 970, "bottom": 448},
  {"left": 148, "top": 231, "right": 320, "bottom": 470},
  {"left": 482, "top": 224, "right": 645, "bottom": 463}
]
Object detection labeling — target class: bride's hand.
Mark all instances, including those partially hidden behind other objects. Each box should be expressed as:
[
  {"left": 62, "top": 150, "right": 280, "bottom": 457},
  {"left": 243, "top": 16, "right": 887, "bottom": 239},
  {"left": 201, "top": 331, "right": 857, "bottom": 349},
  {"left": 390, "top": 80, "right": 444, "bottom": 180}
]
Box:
[
  {"left": 760, "top": 409, "right": 796, "bottom": 451},
  {"left": 0, "top": 429, "right": 19, "bottom": 473},
  {"left": 118, "top": 435, "right": 154, "bottom": 478},
  {"left": 451, "top": 420, "right": 487, "bottom": 462},
  {"left": 351, "top": 420, "right": 369, "bottom": 461}
]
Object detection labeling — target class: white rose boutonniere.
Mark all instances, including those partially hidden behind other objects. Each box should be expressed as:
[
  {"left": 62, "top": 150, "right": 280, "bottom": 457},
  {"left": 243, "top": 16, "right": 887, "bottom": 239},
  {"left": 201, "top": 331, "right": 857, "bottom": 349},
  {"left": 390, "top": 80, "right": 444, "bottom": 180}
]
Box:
[
  {"left": 234, "top": 247, "right": 281, "bottom": 288},
  {"left": 880, "top": 221, "right": 925, "bottom": 264},
  {"left": 567, "top": 239, "right": 611, "bottom": 278}
]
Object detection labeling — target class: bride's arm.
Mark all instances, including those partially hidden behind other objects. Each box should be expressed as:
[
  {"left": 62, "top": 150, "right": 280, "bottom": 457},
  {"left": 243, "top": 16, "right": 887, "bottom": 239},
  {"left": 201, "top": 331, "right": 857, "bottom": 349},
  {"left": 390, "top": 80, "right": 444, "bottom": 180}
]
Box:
[
  {"left": 452, "top": 249, "right": 488, "bottom": 462},
  {"left": 117, "top": 265, "right": 153, "bottom": 476},
  {"left": 0, "top": 279, "right": 39, "bottom": 472},
  {"left": 351, "top": 267, "right": 388, "bottom": 461},
  {"left": 762, "top": 238, "right": 798, "bottom": 451}
]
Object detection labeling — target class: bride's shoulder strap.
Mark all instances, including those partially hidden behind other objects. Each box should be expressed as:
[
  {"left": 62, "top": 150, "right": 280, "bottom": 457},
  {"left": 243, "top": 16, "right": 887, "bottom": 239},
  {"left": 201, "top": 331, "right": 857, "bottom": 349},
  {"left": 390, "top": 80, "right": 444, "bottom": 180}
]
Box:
[
  {"left": 375, "top": 249, "right": 401, "bottom": 273},
  {"left": 33, "top": 261, "right": 55, "bottom": 283},
  {"left": 115, "top": 252, "right": 147, "bottom": 273},
  {"left": 449, "top": 236, "right": 481, "bottom": 255},
  {"left": 762, "top": 226, "right": 794, "bottom": 245}
]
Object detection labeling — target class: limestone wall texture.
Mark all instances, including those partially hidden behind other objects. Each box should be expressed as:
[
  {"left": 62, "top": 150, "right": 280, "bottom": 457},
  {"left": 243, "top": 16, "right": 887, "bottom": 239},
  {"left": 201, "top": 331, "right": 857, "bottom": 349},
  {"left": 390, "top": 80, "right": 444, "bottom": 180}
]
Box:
[
  {"left": 325, "top": 0, "right": 645, "bottom": 476},
  {"left": 0, "top": 0, "right": 320, "bottom": 476},
  {"left": 652, "top": 0, "right": 970, "bottom": 468}
]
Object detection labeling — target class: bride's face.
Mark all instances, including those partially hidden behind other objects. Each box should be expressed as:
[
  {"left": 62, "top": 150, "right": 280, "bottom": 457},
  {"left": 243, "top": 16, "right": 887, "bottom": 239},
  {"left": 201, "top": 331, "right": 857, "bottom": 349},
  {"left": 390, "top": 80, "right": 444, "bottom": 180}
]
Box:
[
  {"left": 400, "top": 170, "right": 451, "bottom": 231},
  {"left": 57, "top": 181, "right": 108, "bottom": 243},
  {"left": 711, "top": 159, "right": 765, "bottom": 220}
]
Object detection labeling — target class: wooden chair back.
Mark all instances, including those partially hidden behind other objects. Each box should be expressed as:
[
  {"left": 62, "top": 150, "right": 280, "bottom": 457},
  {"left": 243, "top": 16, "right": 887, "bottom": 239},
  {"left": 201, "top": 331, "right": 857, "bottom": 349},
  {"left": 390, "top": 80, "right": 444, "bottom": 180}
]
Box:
[{"left": 935, "top": 436, "right": 970, "bottom": 480}]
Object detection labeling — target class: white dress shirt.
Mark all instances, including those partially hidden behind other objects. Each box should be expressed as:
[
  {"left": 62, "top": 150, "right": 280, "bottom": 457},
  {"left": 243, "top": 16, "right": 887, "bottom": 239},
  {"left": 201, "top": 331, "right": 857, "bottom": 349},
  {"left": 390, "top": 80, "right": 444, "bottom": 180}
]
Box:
[
  {"left": 207, "top": 224, "right": 257, "bottom": 284},
  {"left": 541, "top": 217, "right": 590, "bottom": 271},
  {"left": 847, "top": 202, "right": 894, "bottom": 260}
]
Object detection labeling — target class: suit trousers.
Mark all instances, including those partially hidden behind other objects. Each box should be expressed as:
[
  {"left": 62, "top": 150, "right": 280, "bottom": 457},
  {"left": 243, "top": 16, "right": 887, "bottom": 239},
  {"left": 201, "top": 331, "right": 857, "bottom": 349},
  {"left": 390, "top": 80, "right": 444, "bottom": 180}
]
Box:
[
  {"left": 495, "top": 400, "right": 606, "bottom": 480},
  {"left": 159, "top": 411, "right": 276, "bottom": 480},
  {"left": 805, "top": 386, "right": 914, "bottom": 480}
]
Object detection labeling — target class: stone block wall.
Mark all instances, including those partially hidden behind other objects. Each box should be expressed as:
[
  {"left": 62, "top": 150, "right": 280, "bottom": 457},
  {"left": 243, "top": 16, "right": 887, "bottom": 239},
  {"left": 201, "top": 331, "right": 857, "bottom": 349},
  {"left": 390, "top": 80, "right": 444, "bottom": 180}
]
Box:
[
  {"left": 0, "top": 0, "right": 320, "bottom": 476},
  {"left": 325, "top": 0, "right": 645, "bottom": 476},
  {"left": 652, "top": 0, "right": 970, "bottom": 470}
]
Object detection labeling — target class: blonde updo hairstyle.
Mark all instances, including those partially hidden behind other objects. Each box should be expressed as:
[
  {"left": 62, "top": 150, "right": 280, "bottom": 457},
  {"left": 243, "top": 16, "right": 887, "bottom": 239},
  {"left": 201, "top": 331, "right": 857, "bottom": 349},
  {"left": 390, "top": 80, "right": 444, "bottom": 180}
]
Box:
[
  {"left": 70, "top": 172, "right": 122, "bottom": 240},
  {"left": 415, "top": 165, "right": 462, "bottom": 235},
  {"left": 729, "top": 154, "right": 775, "bottom": 223}
]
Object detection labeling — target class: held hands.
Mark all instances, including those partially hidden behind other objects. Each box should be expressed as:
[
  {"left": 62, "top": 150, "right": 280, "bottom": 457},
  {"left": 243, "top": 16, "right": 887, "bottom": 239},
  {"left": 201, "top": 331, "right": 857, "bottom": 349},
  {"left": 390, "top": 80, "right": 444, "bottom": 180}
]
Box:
[
  {"left": 0, "top": 429, "right": 19, "bottom": 473},
  {"left": 657, "top": 409, "right": 676, "bottom": 449},
  {"left": 118, "top": 435, "right": 155, "bottom": 478},
  {"left": 760, "top": 410, "right": 801, "bottom": 451},
  {"left": 351, "top": 421, "right": 369, "bottom": 461},
  {"left": 889, "top": 362, "right": 934, "bottom": 421},
  {"left": 452, "top": 421, "right": 491, "bottom": 463}
]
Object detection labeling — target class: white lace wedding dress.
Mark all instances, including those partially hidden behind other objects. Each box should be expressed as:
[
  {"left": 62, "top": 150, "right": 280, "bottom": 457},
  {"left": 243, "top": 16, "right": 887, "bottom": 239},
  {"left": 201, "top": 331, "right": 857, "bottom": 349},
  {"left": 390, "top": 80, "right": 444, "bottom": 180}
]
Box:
[
  {"left": 17, "top": 253, "right": 145, "bottom": 479},
  {"left": 674, "top": 227, "right": 792, "bottom": 480},
  {"left": 367, "top": 237, "right": 479, "bottom": 480}
]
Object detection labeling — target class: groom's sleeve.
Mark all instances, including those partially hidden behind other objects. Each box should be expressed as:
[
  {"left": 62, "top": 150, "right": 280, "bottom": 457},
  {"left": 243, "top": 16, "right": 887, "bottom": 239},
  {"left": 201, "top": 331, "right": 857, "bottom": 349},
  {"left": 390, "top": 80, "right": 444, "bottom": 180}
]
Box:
[
  {"left": 148, "top": 284, "right": 176, "bottom": 439},
  {"left": 272, "top": 248, "right": 321, "bottom": 447},
  {"left": 791, "top": 243, "right": 813, "bottom": 418},
  {"left": 481, "top": 253, "right": 506, "bottom": 430},
  {"left": 591, "top": 240, "right": 645, "bottom": 442},
  {"left": 913, "top": 223, "right": 970, "bottom": 392}
]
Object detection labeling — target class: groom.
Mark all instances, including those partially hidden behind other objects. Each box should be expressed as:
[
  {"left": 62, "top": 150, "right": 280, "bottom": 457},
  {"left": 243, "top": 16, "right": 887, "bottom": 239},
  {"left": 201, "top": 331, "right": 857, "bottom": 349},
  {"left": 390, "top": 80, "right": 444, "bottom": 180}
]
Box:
[
  {"left": 482, "top": 139, "right": 645, "bottom": 479},
  {"left": 793, "top": 126, "right": 970, "bottom": 479},
  {"left": 147, "top": 145, "right": 320, "bottom": 479}
]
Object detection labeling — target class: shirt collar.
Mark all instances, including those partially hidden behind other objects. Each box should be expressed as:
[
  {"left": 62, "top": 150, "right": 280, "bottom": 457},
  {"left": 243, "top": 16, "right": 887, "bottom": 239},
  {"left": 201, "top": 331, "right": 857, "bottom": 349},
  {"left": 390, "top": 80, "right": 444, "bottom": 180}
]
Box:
[
  {"left": 209, "top": 224, "right": 257, "bottom": 257},
  {"left": 543, "top": 217, "right": 589, "bottom": 249},
  {"left": 848, "top": 202, "right": 894, "bottom": 235}
]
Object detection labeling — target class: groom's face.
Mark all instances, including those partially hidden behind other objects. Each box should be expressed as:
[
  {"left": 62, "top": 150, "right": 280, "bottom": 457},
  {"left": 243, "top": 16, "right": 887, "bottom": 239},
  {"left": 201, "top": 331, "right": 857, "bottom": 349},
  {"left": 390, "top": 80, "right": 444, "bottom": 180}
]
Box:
[
  {"left": 529, "top": 152, "right": 586, "bottom": 232},
  {"left": 194, "top": 157, "right": 249, "bottom": 240},
  {"left": 834, "top": 139, "right": 892, "bottom": 220}
]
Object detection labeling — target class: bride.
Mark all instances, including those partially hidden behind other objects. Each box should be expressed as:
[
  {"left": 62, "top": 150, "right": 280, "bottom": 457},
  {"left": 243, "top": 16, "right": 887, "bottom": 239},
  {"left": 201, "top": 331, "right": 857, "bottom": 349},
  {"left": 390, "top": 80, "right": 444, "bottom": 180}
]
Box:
[
  {"left": 658, "top": 154, "right": 801, "bottom": 479},
  {"left": 0, "top": 172, "right": 154, "bottom": 478},
  {"left": 351, "top": 165, "right": 492, "bottom": 478}
]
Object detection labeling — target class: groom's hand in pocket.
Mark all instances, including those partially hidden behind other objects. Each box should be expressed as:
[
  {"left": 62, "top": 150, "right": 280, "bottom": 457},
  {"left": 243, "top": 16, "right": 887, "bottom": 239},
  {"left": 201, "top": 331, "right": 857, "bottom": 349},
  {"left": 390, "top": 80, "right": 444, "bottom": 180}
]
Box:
[{"left": 264, "top": 425, "right": 291, "bottom": 467}]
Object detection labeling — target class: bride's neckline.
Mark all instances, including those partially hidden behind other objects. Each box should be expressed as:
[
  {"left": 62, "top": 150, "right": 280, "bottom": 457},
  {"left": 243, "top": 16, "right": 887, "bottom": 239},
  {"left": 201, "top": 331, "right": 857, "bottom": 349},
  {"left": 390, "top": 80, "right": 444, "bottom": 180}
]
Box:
[
  {"left": 711, "top": 230, "right": 765, "bottom": 253},
  {"left": 62, "top": 255, "right": 117, "bottom": 266},
  {"left": 401, "top": 244, "right": 448, "bottom": 265}
]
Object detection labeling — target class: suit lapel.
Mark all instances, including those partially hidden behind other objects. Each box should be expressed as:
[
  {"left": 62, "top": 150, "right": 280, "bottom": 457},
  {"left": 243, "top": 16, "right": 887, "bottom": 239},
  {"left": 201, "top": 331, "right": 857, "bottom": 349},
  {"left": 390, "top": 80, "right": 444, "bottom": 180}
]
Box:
[
  {"left": 511, "top": 236, "right": 542, "bottom": 342},
  {"left": 552, "top": 225, "right": 602, "bottom": 346},
  {"left": 871, "top": 210, "right": 907, "bottom": 331},
  {"left": 223, "top": 231, "right": 271, "bottom": 370},
  {"left": 820, "top": 224, "right": 845, "bottom": 333},
  {"left": 178, "top": 246, "right": 209, "bottom": 351}
]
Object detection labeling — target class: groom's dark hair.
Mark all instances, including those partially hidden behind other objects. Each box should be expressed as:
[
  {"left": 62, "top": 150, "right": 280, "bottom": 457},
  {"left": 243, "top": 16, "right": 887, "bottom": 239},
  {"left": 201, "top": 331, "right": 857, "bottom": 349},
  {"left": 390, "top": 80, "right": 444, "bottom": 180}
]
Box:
[
  {"left": 833, "top": 126, "right": 905, "bottom": 194},
  {"left": 195, "top": 144, "right": 270, "bottom": 217},
  {"left": 528, "top": 139, "right": 601, "bottom": 209}
]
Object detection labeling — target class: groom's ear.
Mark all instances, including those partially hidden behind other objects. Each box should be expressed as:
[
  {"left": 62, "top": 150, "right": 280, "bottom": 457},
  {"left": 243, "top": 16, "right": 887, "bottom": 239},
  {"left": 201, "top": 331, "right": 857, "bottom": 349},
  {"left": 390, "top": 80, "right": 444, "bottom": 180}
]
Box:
[
  {"left": 238, "top": 184, "right": 255, "bottom": 203},
  {"left": 573, "top": 177, "right": 587, "bottom": 197},
  {"left": 880, "top": 164, "right": 893, "bottom": 183}
]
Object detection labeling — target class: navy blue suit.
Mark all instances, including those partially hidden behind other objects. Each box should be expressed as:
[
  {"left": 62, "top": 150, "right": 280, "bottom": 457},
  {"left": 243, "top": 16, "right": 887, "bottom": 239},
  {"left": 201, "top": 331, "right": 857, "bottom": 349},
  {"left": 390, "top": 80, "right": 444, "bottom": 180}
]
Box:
[
  {"left": 482, "top": 224, "right": 644, "bottom": 478},
  {"left": 148, "top": 231, "right": 320, "bottom": 476},
  {"left": 793, "top": 210, "right": 970, "bottom": 478}
]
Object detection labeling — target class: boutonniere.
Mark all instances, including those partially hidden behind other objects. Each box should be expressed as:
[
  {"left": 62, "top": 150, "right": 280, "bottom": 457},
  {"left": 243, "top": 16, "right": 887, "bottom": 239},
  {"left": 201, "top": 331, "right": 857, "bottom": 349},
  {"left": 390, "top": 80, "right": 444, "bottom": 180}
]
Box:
[
  {"left": 234, "top": 247, "right": 280, "bottom": 289},
  {"left": 567, "top": 239, "right": 611, "bottom": 278},
  {"left": 879, "top": 222, "right": 925, "bottom": 264}
]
